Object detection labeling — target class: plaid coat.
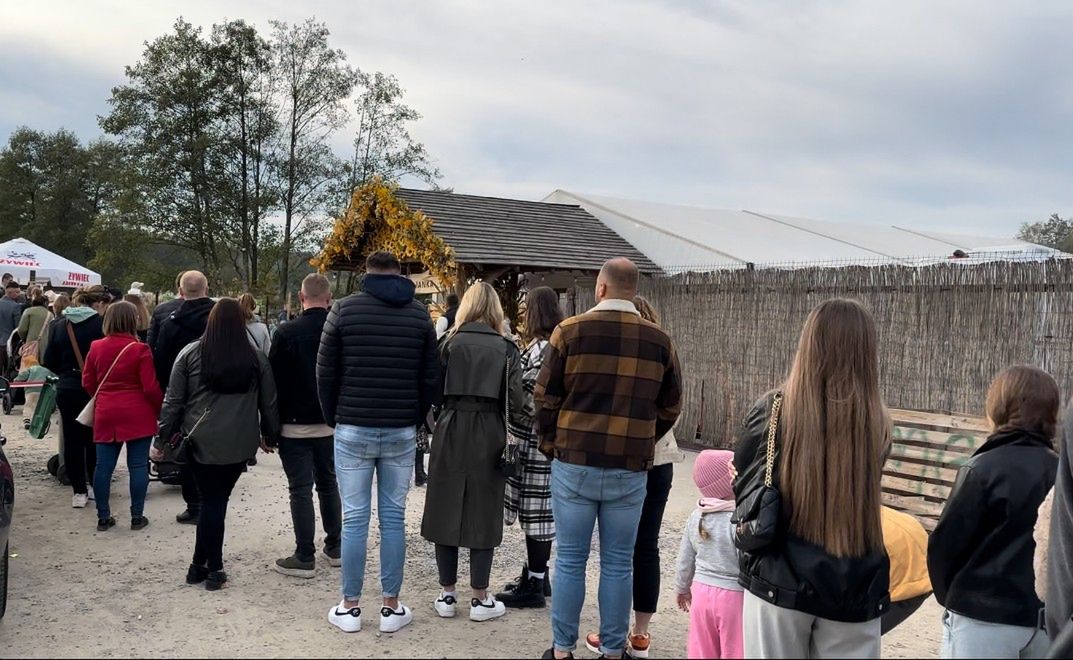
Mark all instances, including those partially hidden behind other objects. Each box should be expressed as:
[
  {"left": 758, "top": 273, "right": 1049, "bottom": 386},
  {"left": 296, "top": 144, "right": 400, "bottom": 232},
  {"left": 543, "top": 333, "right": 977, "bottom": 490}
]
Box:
[
  {"left": 534, "top": 299, "right": 682, "bottom": 472},
  {"left": 504, "top": 338, "right": 555, "bottom": 541}
]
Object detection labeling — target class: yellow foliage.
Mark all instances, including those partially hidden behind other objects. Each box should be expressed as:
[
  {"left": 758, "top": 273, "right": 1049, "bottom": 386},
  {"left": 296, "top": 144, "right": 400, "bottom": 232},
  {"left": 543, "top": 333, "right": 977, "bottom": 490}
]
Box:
[{"left": 311, "top": 178, "right": 456, "bottom": 285}]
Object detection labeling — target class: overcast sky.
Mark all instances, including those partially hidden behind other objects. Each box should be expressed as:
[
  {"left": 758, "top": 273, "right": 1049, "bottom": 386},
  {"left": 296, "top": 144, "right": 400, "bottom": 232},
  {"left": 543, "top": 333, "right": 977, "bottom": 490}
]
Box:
[{"left": 1, "top": 0, "right": 1070, "bottom": 236}]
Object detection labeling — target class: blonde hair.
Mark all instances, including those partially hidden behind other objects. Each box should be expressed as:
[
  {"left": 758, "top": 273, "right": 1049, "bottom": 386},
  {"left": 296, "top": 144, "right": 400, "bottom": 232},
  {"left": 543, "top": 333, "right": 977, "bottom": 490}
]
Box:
[
  {"left": 123, "top": 293, "right": 151, "bottom": 331},
  {"left": 238, "top": 293, "right": 258, "bottom": 322},
  {"left": 450, "top": 283, "right": 505, "bottom": 338},
  {"left": 779, "top": 298, "right": 888, "bottom": 558}
]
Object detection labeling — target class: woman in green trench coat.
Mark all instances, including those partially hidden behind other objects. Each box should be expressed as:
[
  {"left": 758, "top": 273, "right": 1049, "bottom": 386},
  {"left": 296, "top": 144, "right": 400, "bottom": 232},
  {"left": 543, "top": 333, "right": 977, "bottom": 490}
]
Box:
[{"left": 421, "top": 282, "right": 526, "bottom": 622}]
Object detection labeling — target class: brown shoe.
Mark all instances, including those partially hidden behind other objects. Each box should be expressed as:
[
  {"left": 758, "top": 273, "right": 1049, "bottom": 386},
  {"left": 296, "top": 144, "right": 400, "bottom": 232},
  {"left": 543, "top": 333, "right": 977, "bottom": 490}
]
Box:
[{"left": 585, "top": 631, "right": 649, "bottom": 658}]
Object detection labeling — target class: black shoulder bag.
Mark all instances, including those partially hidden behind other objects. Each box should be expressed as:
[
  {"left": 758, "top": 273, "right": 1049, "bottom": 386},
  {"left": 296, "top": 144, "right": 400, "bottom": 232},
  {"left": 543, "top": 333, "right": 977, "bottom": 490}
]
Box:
[{"left": 733, "top": 391, "right": 783, "bottom": 552}]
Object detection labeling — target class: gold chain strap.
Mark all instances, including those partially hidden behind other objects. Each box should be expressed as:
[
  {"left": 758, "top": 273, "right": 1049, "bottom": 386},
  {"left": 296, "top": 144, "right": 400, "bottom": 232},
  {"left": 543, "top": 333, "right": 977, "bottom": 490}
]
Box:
[{"left": 763, "top": 392, "right": 783, "bottom": 488}]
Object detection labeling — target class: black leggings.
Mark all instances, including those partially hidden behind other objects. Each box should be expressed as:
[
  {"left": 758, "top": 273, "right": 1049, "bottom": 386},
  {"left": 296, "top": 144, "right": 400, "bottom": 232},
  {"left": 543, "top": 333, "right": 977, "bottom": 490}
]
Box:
[
  {"left": 525, "top": 536, "right": 553, "bottom": 575},
  {"left": 634, "top": 463, "right": 674, "bottom": 614},
  {"left": 436, "top": 544, "right": 495, "bottom": 590},
  {"left": 57, "top": 388, "right": 95, "bottom": 495},
  {"left": 191, "top": 461, "right": 245, "bottom": 571}
]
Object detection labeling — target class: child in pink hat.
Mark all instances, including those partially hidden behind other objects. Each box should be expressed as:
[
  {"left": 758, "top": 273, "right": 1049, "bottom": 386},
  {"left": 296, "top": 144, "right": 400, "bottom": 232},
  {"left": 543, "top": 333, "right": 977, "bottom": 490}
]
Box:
[{"left": 675, "top": 450, "right": 744, "bottom": 659}]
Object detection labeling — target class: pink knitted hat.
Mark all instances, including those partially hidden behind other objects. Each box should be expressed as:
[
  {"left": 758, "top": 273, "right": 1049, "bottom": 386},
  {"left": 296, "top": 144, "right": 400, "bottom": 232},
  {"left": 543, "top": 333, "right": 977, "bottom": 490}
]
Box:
[{"left": 693, "top": 450, "right": 735, "bottom": 501}]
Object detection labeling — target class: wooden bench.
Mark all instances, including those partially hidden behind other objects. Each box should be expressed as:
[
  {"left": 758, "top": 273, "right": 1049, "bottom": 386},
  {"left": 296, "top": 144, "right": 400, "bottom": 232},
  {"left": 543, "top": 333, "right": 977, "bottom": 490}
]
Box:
[{"left": 884, "top": 409, "right": 990, "bottom": 531}]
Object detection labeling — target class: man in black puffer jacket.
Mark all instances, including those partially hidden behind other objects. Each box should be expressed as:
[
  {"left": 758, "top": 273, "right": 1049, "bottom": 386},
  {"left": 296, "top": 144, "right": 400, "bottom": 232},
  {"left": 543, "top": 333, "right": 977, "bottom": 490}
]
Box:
[{"left": 317, "top": 251, "right": 437, "bottom": 633}]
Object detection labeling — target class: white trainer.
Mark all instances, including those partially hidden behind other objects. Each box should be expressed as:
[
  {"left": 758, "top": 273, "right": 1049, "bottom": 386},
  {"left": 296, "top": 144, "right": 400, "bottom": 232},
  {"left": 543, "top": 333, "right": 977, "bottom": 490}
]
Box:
[
  {"left": 379, "top": 604, "right": 413, "bottom": 633},
  {"left": 434, "top": 591, "right": 458, "bottom": 618},
  {"left": 327, "top": 601, "right": 362, "bottom": 633},
  {"left": 72, "top": 493, "right": 88, "bottom": 509},
  {"left": 470, "top": 595, "right": 506, "bottom": 622},
  {"left": 87, "top": 486, "right": 95, "bottom": 501}
]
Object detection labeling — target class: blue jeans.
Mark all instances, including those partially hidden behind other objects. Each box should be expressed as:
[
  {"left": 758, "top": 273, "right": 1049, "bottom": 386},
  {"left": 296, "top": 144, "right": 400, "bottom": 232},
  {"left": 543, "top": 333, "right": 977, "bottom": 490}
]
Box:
[
  {"left": 93, "top": 438, "right": 151, "bottom": 520},
  {"left": 942, "top": 610, "right": 1050, "bottom": 659},
  {"left": 335, "top": 425, "right": 415, "bottom": 602},
  {"left": 550, "top": 460, "right": 647, "bottom": 656}
]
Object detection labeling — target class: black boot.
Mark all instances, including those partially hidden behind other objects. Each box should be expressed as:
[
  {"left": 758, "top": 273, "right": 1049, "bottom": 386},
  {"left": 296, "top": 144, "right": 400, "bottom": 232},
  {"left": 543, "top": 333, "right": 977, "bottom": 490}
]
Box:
[
  {"left": 497, "top": 575, "right": 546, "bottom": 609},
  {"left": 502, "top": 564, "right": 552, "bottom": 597},
  {"left": 414, "top": 450, "right": 427, "bottom": 487}
]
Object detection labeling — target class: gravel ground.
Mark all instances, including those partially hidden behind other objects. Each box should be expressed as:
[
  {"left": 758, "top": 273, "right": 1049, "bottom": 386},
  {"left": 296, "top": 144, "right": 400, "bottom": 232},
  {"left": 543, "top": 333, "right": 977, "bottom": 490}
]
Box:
[{"left": 0, "top": 415, "right": 941, "bottom": 658}]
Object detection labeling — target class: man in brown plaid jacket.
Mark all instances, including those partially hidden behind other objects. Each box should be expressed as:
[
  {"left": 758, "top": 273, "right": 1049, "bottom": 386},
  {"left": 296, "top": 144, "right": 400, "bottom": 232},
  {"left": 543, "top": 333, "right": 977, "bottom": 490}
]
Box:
[{"left": 535, "top": 257, "right": 682, "bottom": 660}]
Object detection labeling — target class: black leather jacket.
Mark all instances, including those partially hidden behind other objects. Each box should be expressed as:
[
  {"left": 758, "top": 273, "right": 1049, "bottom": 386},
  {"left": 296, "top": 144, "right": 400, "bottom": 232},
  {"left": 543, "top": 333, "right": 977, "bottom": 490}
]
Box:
[
  {"left": 928, "top": 429, "right": 1058, "bottom": 628},
  {"left": 733, "top": 392, "right": 891, "bottom": 623}
]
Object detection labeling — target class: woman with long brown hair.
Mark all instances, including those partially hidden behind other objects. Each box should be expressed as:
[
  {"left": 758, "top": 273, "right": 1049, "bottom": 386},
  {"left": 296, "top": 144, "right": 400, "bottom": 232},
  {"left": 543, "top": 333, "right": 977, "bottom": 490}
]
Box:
[
  {"left": 497, "top": 286, "right": 564, "bottom": 610},
  {"left": 152, "top": 297, "right": 279, "bottom": 591},
  {"left": 122, "top": 293, "right": 152, "bottom": 342},
  {"left": 733, "top": 298, "right": 890, "bottom": 658},
  {"left": 928, "top": 365, "right": 1058, "bottom": 658}
]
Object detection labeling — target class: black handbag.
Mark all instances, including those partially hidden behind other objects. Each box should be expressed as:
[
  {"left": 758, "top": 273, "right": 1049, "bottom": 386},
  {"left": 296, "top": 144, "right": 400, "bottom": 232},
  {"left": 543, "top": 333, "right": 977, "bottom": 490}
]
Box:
[
  {"left": 160, "top": 407, "right": 211, "bottom": 466},
  {"left": 497, "top": 353, "right": 521, "bottom": 479},
  {"left": 733, "top": 391, "right": 783, "bottom": 553}
]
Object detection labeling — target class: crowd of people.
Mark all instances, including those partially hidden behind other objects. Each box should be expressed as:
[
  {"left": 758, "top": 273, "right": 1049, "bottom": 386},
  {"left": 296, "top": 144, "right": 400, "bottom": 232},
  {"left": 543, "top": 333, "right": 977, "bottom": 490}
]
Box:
[{"left": 4, "top": 251, "right": 1072, "bottom": 659}]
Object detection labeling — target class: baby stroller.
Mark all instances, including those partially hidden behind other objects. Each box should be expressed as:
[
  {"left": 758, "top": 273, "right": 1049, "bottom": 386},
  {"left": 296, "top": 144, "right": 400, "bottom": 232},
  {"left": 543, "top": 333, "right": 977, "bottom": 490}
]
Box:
[{"left": 149, "top": 456, "right": 184, "bottom": 486}]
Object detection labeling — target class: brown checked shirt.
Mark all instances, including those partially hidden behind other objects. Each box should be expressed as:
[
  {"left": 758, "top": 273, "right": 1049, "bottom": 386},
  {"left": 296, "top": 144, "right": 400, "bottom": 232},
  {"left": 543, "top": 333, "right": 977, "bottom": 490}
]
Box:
[{"left": 534, "top": 298, "right": 682, "bottom": 471}]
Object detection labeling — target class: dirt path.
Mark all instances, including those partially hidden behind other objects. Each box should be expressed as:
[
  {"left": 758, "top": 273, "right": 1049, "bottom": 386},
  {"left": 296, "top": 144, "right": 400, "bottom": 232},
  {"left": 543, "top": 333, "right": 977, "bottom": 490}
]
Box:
[{"left": 0, "top": 419, "right": 941, "bottom": 658}]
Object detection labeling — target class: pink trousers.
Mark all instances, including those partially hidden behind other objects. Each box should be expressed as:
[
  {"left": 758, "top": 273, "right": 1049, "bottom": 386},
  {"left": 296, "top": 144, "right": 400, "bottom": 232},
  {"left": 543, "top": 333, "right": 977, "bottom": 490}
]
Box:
[{"left": 688, "top": 581, "right": 745, "bottom": 659}]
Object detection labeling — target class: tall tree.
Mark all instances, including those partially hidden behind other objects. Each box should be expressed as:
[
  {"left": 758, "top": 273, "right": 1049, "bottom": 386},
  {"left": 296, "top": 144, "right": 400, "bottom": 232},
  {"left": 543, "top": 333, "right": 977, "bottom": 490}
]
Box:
[
  {"left": 271, "top": 18, "right": 357, "bottom": 302},
  {"left": 0, "top": 128, "right": 117, "bottom": 264},
  {"left": 100, "top": 18, "right": 227, "bottom": 280},
  {"left": 1018, "top": 214, "right": 1073, "bottom": 253},
  {"left": 211, "top": 19, "right": 278, "bottom": 290},
  {"left": 346, "top": 71, "right": 441, "bottom": 193}
]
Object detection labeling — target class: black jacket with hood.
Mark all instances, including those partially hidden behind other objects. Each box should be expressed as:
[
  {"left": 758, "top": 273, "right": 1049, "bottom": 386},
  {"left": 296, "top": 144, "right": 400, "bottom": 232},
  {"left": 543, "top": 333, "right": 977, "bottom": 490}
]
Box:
[
  {"left": 151, "top": 297, "right": 215, "bottom": 390},
  {"left": 928, "top": 429, "right": 1058, "bottom": 628},
  {"left": 40, "top": 308, "right": 104, "bottom": 392},
  {"left": 733, "top": 391, "right": 891, "bottom": 624},
  {"left": 316, "top": 274, "right": 438, "bottom": 428},
  {"left": 269, "top": 306, "right": 329, "bottom": 427}
]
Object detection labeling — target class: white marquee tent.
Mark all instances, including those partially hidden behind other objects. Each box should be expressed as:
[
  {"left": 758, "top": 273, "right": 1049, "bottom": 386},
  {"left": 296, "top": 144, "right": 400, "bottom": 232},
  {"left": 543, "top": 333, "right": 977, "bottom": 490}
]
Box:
[
  {"left": 543, "top": 190, "right": 1065, "bottom": 271},
  {"left": 0, "top": 237, "right": 101, "bottom": 288}
]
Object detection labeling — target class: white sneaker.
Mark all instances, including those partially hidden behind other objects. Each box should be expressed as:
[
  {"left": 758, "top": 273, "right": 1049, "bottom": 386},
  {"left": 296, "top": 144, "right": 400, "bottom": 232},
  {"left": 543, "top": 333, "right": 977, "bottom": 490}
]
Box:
[
  {"left": 327, "top": 601, "right": 362, "bottom": 633},
  {"left": 87, "top": 487, "right": 95, "bottom": 501},
  {"left": 470, "top": 595, "right": 506, "bottom": 622},
  {"left": 72, "top": 493, "right": 88, "bottom": 509},
  {"left": 379, "top": 604, "right": 413, "bottom": 633},
  {"left": 434, "top": 591, "right": 458, "bottom": 618}
]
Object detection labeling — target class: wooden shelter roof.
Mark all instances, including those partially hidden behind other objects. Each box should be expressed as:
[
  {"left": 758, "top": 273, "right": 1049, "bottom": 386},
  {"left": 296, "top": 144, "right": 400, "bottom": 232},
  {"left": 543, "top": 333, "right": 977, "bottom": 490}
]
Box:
[{"left": 395, "top": 188, "right": 660, "bottom": 274}]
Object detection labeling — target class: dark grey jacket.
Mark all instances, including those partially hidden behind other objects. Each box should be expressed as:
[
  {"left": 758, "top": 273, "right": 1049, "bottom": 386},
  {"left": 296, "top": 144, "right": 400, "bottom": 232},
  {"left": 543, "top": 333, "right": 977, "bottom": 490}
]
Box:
[
  {"left": 1048, "top": 412, "right": 1073, "bottom": 647},
  {"left": 155, "top": 341, "right": 280, "bottom": 465},
  {"left": 420, "top": 322, "right": 526, "bottom": 549}
]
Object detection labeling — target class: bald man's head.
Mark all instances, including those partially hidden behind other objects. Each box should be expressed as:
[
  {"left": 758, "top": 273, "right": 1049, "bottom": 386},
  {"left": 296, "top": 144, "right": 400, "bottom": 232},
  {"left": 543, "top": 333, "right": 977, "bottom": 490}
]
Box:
[
  {"left": 180, "top": 271, "right": 209, "bottom": 299},
  {"left": 596, "top": 257, "right": 639, "bottom": 302}
]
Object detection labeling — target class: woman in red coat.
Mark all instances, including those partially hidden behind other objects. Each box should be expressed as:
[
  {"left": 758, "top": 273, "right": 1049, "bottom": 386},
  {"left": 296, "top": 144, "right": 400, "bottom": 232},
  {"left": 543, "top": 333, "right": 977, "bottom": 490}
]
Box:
[{"left": 82, "top": 301, "right": 164, "bottom": 532}]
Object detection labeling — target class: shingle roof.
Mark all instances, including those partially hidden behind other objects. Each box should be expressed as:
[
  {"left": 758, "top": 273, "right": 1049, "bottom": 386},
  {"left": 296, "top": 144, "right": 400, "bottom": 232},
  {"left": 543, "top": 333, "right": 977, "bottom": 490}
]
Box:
[{"left": 395, "top": 188, "right": 659, "bottom": 273}]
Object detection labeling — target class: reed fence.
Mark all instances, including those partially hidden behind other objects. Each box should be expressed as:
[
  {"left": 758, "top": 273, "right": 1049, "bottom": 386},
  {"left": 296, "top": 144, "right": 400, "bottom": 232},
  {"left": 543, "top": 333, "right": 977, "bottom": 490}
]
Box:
[{"left": 574, "top": 258, "right": 1073, "bottom": 448}]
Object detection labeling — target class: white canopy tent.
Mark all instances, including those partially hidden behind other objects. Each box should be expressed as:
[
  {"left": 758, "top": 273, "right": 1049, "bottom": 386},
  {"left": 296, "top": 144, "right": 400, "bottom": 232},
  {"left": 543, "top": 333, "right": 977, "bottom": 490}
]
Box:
[
  {"left": 0, "top": 237, "right": 100, "bottom": 288},
  {"left": 544, "top": 190, "right": 1066, "bottom": 271}
]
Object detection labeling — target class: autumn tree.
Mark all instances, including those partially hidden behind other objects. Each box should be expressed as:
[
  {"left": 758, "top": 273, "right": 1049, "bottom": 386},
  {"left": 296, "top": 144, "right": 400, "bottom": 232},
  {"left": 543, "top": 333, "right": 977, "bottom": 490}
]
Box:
[
  {"left": 1018, "top": 213, "right": 1073, "bottom": 253},
  {"left": 346, "top": 71, "right": 441, "bottom": 193},
  {"left": 212, "top": 19, "right": 279, "bottom": 290},
  {"left": 271, "top": 18, "right": 357, "bottom": 301},
  {"left": 101, "top": 18, "right": 227, "bottom": 280}
]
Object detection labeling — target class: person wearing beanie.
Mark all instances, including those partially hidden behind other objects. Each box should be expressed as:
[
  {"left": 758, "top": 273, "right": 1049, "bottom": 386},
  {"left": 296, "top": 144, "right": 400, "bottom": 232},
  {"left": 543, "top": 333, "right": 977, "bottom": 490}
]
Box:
[{"left": 674, "top": 450, "right": 744, "bottom": 659}]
